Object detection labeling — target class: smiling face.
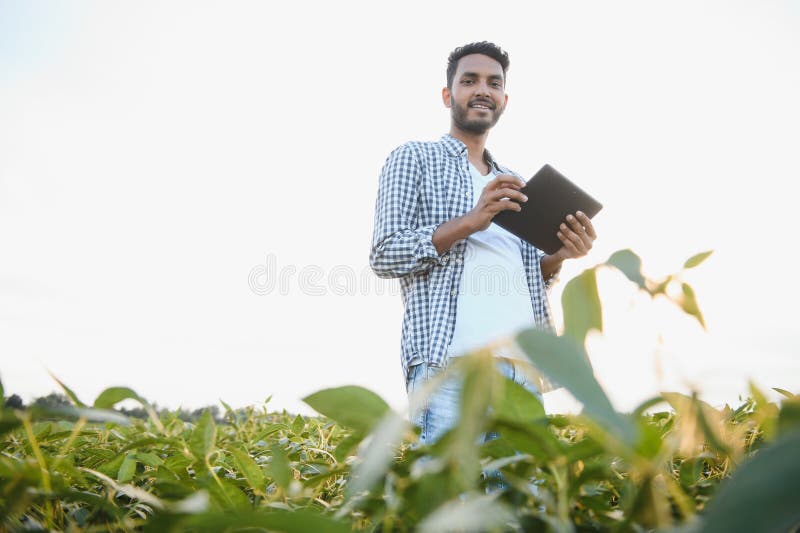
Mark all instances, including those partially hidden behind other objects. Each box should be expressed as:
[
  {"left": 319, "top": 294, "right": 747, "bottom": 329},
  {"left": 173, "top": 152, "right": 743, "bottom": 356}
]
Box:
[{"left": 443, "top": 53, "right": 508, "bottom": 136}]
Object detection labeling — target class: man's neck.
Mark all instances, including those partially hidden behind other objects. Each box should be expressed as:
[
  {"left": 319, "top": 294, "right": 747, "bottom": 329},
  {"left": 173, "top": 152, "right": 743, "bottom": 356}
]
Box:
[{"left": 449, "top": 126, "right": 490, "bottom": 172}]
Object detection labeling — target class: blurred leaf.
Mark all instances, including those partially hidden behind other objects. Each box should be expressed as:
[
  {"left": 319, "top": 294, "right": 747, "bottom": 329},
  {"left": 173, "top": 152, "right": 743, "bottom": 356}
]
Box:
[
  {"left": 681, "top": 431, "right": 800, "bottom": 533},
  {"left": 0, "top": 409, "right": 21, "bottom": 437},
  {"left": 773, "top": 387, "right": 797, "bottom": 399},
  {"left": 679, "top": 283, "right": 706, "bottom": 329},
  {"left": 303, "top": 386, "right": 389, "bottom": 434},
  {"left": 516, "top": 329, "right": 636, "bottom": 446},
  {"left": 189, "top": 410, "right": 216, "bottom": 462},
  {"left": 495, "top": 420, "right": 563, "bottom": 461},
  {"left": 631, "top": 395, "right": 667, "bottom": 419},
  {"left": 749, "top": 381, "right": 777, "bottom": 439},
  {"left": 562, "top": 267, "right": 603, "bottom": 345},
  {"left": 607, "top": 249, "right": 647, "bottom": 290},
  {"left": 664, "top": 392, "right": 733, "bottom": 457},
  {"left": 635, "top": 419, "right": 666, "bottom": 459},
  {"left": 291, "top": 414, "right": 305, "bottom": 435},
  {"left": 202, "top": 476, "right": 250, "bottom": 511},
  {"left": 26, "top": 404, "right": 130, "bottom": 425},
  {"left": 269, "top": 443, "right": 291, "bottom": 490},
  {"left": 679, "top": 457, "right": 705, "bottom": 488},
  {"left": 118, "top": 452, "right": 137, "bottom": 483},
  {"left": 93, "top": 386, "right": 142, "bottom": 409},
  {"left": 98, "top": 454, "right": 126, "bottom": 477},
  {"left": 333, "top": 431, "right": 364, "bottom": 462},
  {"left": 627, "top": 474, "right": 672, "bottom": 530},
  {"left": 136, "top": 451, "right": 164, "bottom": 468},
  {"left": 491, "top": 374, "right": 545, "bottom": 425},
  {"left": 417, "top": 492, "right": 515, "bottom": 533},
  {"left": 230, "top": 447, "right": 266, "bottom": 495},
  {"left": 451, "top": 354, "right": 495, "bottom": 489},
  {"left": 346, "top": 411, "right": 407, "bottom": 498},
  {"left": 147, "top": 509, "right": 351, "bottom": 533},
  {"left": 778, "top": 398, "right": 800, "bottom": 436},
  {"left": 48, "top": 371, "right": 87, "bottom": 407},
  {"left": 683, "top": 250, "right": 713, "bottom": 269}
]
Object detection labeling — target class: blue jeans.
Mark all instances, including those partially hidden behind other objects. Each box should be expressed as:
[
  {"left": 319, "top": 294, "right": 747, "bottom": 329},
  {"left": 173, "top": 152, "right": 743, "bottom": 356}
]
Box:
[{"left": 405, "top": 358, "right": 543, "bottom": 446}]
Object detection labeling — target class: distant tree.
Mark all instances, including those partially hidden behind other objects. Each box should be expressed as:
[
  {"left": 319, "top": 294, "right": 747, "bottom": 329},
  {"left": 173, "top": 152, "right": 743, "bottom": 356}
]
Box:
[
  {"left": 33, "top": 393, "right": 71, "bottom": 409},
  {"left": 5, "top": 394, "right": 24, "bottom": 409}
]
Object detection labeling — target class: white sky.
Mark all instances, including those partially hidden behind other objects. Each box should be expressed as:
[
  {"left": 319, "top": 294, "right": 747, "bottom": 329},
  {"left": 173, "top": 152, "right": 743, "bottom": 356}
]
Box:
[{"left": 2, "top": 1, "right": 798, "bottom": 417}]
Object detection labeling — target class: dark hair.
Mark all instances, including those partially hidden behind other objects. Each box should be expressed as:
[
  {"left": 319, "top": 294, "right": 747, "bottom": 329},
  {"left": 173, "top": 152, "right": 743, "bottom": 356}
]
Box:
[{"left": 446, "top": 41, "right": 510, "bottom": 89}]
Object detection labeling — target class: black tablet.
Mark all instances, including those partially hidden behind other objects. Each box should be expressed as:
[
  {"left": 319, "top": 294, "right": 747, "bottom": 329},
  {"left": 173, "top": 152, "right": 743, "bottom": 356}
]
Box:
[{"left": 492, "top": 164, "right": 603, "bottom": 255}]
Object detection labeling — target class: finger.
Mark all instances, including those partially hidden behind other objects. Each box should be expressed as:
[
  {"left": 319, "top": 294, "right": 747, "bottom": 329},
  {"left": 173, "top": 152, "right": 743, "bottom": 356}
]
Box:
[
  {"left": 565, "top": 214, "right": 593, "bottom": 248},
  {"left": 565, "top": 214, "right": 584, "bottom": 233},
  {"left": 576, "top": 211, "right": 597, "bottom": 240},
  {"left": 491, "top": 188, "right": 528, "bottom": 203},
  {"left": 560, "top": 223, "right": 587, "bottom": 253},
  {"left": 491, "top": 174, "right": 524, "bottom": 189},
  {"left": 556, "top": 230, "right": 579, "bottom": 255}
]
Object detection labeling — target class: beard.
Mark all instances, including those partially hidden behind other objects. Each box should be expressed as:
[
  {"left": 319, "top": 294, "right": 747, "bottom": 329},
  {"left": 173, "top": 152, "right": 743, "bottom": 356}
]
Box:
[{"left": 450, "top": 96, "right": 504, "bottom": 134}]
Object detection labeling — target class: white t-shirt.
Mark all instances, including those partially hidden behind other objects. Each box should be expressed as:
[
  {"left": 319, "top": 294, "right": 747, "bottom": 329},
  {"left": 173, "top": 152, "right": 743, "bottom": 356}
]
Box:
[{"left": 447, "top": 163, "right": 536, "bottom": 360}]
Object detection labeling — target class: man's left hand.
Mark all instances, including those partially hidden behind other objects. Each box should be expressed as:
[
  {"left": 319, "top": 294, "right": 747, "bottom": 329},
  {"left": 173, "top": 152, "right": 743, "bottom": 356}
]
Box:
[{"left": 553, "top": 211, "right": 597, "bottom": 261}]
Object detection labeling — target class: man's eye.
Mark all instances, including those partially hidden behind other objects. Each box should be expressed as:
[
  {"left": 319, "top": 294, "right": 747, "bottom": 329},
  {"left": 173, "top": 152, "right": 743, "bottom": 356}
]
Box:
[
  {"left": 491, "top": 82, "right": 502, "bottom": 88},
  {"left": 461, "top": 79, "right": 473, "bottom": 84}
]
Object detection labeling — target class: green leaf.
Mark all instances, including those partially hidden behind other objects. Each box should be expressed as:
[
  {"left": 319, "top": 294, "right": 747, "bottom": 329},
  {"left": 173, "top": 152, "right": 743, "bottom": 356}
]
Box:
[
  {"left": 151, "top": 509, "right": 351, "bottom": 533},
  {"left": 26, "top": 404, "right": 130, "bottom": 425},
  {"left": 97, "top": 454, "right": 126, "bottom": 477},
  {"left": 684, "top": 430, "right": 800, "bottom": 533},
  {"left": 93, "top": 387, "right": 142, "bottom": 409},
  {"left": 269, "top": 443, "right": 291, "bottom": 490},
  {"left": 0, "top": 409, "right": 21, "bottom": 437},
  {"left": 136, "top": 452, "right": 164, "bottom": 468},
  {"left": 118, "top": 452, "right": 137, "bottom": 483},
  {"left": 778, "top": 398, "right": 800, "bottom": 436},
  {"left": 230, "top": 447, "right": 266, "bottom": 494},
  {"left": 516, "top": 329, "right": 635, "bottom": 446},
  {"left": 773, "top": 387, "right": 797, "bottom": 400},
  {"left": 418, "top": 493, "right": 515, "bottom": 533},
  {"left": 189, "top": 410, "right": 216, "bottom": 462},
  {"left": 202, "top": 476, "right": 250, "bottom": 511},
  {"left": 679, "top": 457, "right": 705, "bottom": 488},
  {"left": 333, "top": 431, "right": 365, "bottom": 461},
  {"left": 491, "top": 374, "right": 546, "bottom": 425},
  {"left": 562, "top": 267, "right": 603, "bottom": 346},
  {"left": 683, "top": 250, "right": 713, "bottom": 269},
  {"left": 302, "top": 386, "right": 389, "bottom": 434},
  {"left": 48, "top": 371, "right": 86, "bottom": 407},
  {"left": 607, "top": 249, "right": 647, "bottom": 289},
  {"left": 291, "top": 414, "right": 305, "bottom": 435},
  {"left": 346, "top": 411, "right": 406, "bottom": 498},
  {"left": 679, "top": 283, "right": 706, "bottom": 329}
]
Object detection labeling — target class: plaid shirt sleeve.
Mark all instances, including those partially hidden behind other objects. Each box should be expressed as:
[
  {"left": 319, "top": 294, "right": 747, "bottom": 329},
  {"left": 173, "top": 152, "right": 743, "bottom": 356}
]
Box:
[{"left": 369, "top": 143, "right": 448, "bottom": 279}]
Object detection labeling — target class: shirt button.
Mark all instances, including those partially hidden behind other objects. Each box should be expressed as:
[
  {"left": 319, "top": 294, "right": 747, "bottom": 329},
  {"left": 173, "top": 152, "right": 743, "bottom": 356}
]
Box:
[
  {"left": 441, "top": 256, "right": 449, "bottom": 263},
  {"left": 451, "top": 289, "right": 458, "bottom": 296},
  {"left": 464, "top": 191, "right": 469, "bottom": 198}
]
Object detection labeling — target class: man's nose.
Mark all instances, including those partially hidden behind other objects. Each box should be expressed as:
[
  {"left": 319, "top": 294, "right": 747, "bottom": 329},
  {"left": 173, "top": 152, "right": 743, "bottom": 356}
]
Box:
[{"left": 474, "top": 81, "right": 491, "bottom": 96}]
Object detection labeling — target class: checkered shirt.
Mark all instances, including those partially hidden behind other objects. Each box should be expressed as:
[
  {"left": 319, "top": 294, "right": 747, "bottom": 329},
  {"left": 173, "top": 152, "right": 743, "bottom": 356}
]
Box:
[{"left": 370, "top": 134, "right": 555, "bottom": 380}]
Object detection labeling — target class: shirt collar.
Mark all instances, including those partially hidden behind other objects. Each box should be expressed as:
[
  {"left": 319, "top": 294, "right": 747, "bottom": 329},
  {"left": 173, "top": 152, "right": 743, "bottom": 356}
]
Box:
[{"left": 440, "top": 133, "right": 501, "bottom": 173}]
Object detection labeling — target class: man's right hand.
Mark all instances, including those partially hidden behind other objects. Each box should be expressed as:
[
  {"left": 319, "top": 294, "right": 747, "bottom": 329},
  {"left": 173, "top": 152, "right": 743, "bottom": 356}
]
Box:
[{"left": 466, "top": 174, "right": 528, "bottom": 232}]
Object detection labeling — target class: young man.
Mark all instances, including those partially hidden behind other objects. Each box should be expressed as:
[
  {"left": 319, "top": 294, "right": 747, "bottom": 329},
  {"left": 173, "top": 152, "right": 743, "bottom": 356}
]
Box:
[{"left": 369, "top": 42, "right": 596, "bottom": 444}]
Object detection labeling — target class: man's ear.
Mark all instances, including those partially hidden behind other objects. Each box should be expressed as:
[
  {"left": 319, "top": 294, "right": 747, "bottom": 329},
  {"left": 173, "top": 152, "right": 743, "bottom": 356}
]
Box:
[{"left": 442, "top": 87, "right": 451, "bottom": 108}]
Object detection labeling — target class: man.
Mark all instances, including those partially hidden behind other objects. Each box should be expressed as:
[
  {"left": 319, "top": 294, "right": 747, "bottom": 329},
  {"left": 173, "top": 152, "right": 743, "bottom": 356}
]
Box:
[{"left": 369, "top": 42, "right": 596, "bottom": 445}]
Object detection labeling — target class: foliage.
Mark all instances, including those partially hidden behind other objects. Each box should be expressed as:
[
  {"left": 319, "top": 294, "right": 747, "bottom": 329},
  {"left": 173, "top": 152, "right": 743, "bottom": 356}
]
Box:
[{"left": 1, "top": 249, "right": 798, "bottom": 532}]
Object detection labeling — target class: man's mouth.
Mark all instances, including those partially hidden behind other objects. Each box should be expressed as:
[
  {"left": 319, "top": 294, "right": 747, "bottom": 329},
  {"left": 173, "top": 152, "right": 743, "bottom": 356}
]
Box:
[{"left": 469, "top": 101, "right": 494, "bottom": 110}]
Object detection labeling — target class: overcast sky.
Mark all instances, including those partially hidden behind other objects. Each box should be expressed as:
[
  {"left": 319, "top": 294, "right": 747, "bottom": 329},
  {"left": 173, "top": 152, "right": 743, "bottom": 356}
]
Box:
[{"left": 2, "top": 1, "right": 798, "bottom": 416}]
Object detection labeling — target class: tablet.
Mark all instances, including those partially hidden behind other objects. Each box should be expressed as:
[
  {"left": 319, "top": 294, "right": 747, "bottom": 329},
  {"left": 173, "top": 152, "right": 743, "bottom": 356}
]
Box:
[{"left": 492, "top": 164, "right": 603, "bottom": 255}]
